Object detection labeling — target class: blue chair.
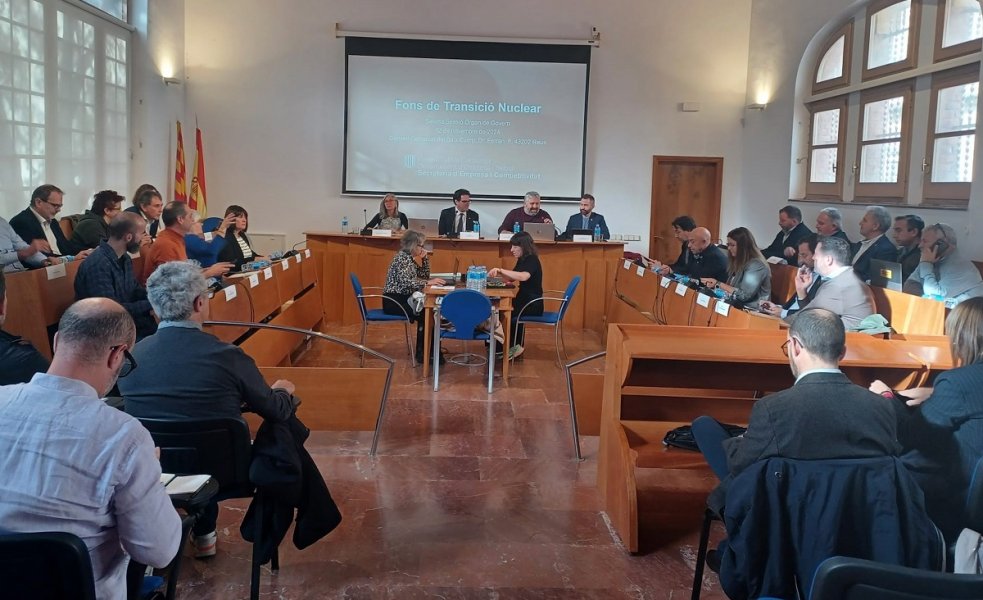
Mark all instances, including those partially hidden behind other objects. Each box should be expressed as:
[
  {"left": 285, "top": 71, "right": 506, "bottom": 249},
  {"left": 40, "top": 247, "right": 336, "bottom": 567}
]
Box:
[
  {"left": 349, "top": 273, "right": 414, "bottom": 366},
  {"left": 201, "top": 216, "right": 223, "bottom": 233},
  {"left": 433, "top": 289, "right": 496, "bottom": 393},
  {"left": 514, "top": 275, "right": 581, "bottom": 364}
]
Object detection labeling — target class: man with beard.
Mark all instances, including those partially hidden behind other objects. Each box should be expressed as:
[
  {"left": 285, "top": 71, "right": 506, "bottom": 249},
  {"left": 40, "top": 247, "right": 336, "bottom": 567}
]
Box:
[
  {"left": 498, "top": 191, "right": 554, "bottom": 234},
  {"left": 75, "top": 212, "right": 158, "bottom": 340},
  {"left": 0, "top": 298, "right": 181, "bottom": 600},
  {"left": 563, "top": 193, "right": 610, "bottom": 240}
]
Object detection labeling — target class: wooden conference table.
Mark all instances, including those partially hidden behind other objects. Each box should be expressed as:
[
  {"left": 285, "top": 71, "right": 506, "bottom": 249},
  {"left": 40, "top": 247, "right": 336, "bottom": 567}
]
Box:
[{"left": 421, "top": 284, "right": 518, "bottom": 382}]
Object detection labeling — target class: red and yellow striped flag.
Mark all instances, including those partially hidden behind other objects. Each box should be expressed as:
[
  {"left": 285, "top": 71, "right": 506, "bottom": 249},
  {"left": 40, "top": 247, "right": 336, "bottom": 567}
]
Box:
[
  {"left": 174, "top": 121, "right": 187, "bottom": 203},
  {"left": 189, "top": 127, "right": 207, "bottom": 216}
]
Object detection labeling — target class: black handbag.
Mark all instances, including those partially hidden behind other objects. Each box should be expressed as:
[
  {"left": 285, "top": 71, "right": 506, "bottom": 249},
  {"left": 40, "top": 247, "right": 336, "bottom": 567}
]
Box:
[{"left": 663, "top": 423, "right": 747, "bottom": 451}]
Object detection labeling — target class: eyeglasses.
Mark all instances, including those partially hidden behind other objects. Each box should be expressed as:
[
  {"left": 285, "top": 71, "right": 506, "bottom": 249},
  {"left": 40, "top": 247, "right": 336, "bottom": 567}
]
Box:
[
  {"left": 111, "top": 345, "right": 138, "bottom": 378},
  {"left": 40, "top": 198, "right": 63, "bottom": 211},
  {"left": 457, "top": 200, "right": 471, "bottom": 204},
  {"left": 781, "top": 339, "right": 790, "bottom": 357}
]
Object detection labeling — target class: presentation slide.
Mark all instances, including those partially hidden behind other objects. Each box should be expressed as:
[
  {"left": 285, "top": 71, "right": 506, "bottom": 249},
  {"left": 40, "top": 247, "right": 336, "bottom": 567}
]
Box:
[{"left": 344, "top": 49, "right": 589, "bottom": 200}]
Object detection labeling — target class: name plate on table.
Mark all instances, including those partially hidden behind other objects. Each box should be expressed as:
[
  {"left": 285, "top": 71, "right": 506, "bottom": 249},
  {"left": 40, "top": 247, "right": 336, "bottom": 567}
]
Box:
[
  {"left": 203, "top": 232, "right": 214, "bottom": 241},
  {"left": 714, "top": 301, "right": 731, "bottom": 316},
  {"left": 573, "top": 234, "right": 592, "bottom": 243},
  {"left": 224, "top": 285, "right": 237, "bottom": 301},
  {"left": 498, "top": 232, "right": 513, "bottom": 241},
  {"left": 248, "top": 274, "right": 260, "bottom": 288},
  {"left": 371, "top": 228, "right": 392, "bottom": 237},
  {"left": 46, "top": 262, "right": 67, "bottom": 280},
  {"left": 281, "top": 259, "right": 290, "bottom": 270},
  {"left": 459, "top": 231, "right": 480, "bottom": 240},
  {"left": 305, "top": 249, "right": 311, "bottom": 258},
  {"left": 674, "top": 282, "right": 688, "bottom": 296},
  {"left": 636, "top": 265, "right": 645, "bottom": 277},
  {"left": 623, "top": 259, "right": 632, "bottom": 270},
  {"left": 295, "top": 254, "right": 302, "bottom": 263},
  {"left": 696, "top": 293, "right": 711, "bottom": 307},
  {"left": 263, "top": 267, "right": 273, "bottom": 280}
]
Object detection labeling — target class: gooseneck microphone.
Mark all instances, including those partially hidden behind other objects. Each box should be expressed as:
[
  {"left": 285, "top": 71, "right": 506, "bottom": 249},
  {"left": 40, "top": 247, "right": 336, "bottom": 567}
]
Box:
[{"left": 363, "top": 209, "right": 368, "bottom": 228}]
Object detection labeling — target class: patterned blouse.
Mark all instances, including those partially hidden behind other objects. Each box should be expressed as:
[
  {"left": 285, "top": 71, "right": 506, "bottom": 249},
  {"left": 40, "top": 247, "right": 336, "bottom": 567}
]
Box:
[{"left": 383, "top": 250, "right": 430, "bottom": 295}]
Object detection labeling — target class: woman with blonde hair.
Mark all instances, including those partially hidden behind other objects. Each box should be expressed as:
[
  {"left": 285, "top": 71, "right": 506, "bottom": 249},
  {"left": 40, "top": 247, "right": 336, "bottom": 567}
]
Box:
[
  {"left": 706, "top": 226, "right": 771, "bottom": 310},
  {"left": 366, "top": 193, "right": 408, "bottom": 231}
]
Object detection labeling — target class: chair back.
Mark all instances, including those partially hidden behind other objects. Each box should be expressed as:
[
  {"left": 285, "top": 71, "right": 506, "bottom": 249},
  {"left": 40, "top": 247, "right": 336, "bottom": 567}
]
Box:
[
  {"left": 0, "top": 531, "right": 96, "bottom": 600},
  {"left": 439, "top": 289, "right": 492, "bottom": 340},
  {"left": 349, "top": 273, "right": 368, "bottom": 319},
  {"left": 811, "top": 556, "right": 983, "bottom": 599},
  {"left": 967, "top": 456, "right": 983, "bottom": 533},
  {"left": 138, "top": 417, "right": 253, "bottom": 500},
  {"left": 557, "top": 276, "right": 582, "bottom": 320},
  {"left": 201, "top": 216, "right": 223, "bottom": 233}
]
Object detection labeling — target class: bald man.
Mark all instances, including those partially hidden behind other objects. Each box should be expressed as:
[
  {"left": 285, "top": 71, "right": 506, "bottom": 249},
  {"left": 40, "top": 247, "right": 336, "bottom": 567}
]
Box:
[
  {"left": 0, "top": 298, "right": 181, "bottom": 599},
  {"left": 661, "top": 227, "right": 729, "bottom": 282}
]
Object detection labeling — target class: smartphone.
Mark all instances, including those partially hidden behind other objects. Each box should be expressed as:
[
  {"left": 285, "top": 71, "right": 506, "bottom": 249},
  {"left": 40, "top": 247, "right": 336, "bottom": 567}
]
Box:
[
  {"left": 932, "top": 240, "right": 949, "bottom": 254},
  {"left": 798, "top": 265, "right": 812, "bottom": 276}
]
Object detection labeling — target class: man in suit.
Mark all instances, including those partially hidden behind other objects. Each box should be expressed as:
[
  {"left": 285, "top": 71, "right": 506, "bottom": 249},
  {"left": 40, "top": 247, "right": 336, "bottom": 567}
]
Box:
[
  {"left": 662, "top": 226, "right": 728, "bottom": 282},
  {"left": 893, "top": 214, "right": 924, "bottom": 281},
  {"left": 791, "top": 235, "right": 875, "bottom": 329},
  {"left": 762, "top": 205, "right": 812, "bottom": 267},
  {"left": 852, "top": 206, "right": 898, "bottom": 282},
  {"left": 9, "top": 184, "right": 92, "bottom": 260},
  {"left": 123, "top": 187, "right": 163, "bottom": 241},
  {"left": 815, "top": 207, "right": 851, "bottom": 244},
  {"left": 760, "top": 234, "right": 821, "bottom": 318},
  {"left": 692, "top": 307, "right": 900, "bottom": 481},
  {"left": 562, "top": 193, "right": 610, "bottom": 240},
  {"left": 437, "top": 188, "right": 480, "bottom": 236}
]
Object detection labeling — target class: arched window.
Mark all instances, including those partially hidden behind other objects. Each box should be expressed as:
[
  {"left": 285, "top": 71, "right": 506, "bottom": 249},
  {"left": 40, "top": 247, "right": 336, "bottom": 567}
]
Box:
[
  {"left": 813, "top": 22, "right": 853, "bottom": 94},
  {"left": 863, "top": 0, "right": 921, "bottom": 80}
]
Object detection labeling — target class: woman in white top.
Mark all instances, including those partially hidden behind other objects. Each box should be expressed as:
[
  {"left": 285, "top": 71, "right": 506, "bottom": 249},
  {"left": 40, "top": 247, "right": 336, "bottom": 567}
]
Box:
[{"left": 217, "top": 205, "right": 262, "bottom": 269}]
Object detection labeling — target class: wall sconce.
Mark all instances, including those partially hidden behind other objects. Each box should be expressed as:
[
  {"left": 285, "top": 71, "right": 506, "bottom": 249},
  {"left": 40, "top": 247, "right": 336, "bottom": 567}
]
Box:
[
  {"left": 746, "top": 103, "right": 767, "bottom": 111},
  {"left": 163, "top": 76, "right": 181, "bottom": 86}
]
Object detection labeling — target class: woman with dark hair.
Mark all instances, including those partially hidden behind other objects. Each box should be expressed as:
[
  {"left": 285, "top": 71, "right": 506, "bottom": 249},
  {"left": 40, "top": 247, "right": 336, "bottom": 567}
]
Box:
[
  {"left": 383, "top": 230, "right": 446, "bottom": 362},
  {"left": 71, "top": 190, "right": 124, "bottom": 249},
  {"left": 488, "top": 231, "right": 543, "bottom": 360},
  {"left": 871, "top": 296, "right": 983, "bottom": 537},
  {"left": 366, "top": 194, "right": 408, "bottom": 231},
  {"left": 216, "top": 205, "right": 262, "bottom": 268},
  {"left": 707, "top": 226, "right": 771, "bottom": 310}
]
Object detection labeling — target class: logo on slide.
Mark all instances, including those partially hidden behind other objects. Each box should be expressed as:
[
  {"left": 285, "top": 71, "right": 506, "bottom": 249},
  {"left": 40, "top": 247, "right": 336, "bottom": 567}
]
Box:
[{"left": 403, "top": 155, "right": 416, "bottom": 168}]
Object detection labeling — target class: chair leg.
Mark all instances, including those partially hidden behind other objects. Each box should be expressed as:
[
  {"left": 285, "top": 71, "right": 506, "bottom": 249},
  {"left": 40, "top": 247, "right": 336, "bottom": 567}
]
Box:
[
  {"left": 404, "top": 321, "right": 415, "bottom": 366},
  {"left": 250, "top": 494, "right": 263, "bottom": 600},
  {"left": 559, "top": 320, "right": 569, "bottom": 362},
  {"left": 554, "top": 324, "right": 563, "bottom": 367},
  {"left": 433, "top": 312, "right": 441, "bottom": 391},
  {"left": 359, "top": 322, "right": 367, "bottom": 367},
  {"left": 487, "top": 313, "right": 496, "bottom": 393},
  {"left": 691, "top": 508, "right": 714, "bottom": 600}
]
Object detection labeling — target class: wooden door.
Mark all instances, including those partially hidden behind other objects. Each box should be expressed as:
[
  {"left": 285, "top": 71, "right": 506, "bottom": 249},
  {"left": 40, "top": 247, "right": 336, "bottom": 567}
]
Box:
[{"left": 649, "top": 156, "right": 723, "bottom": 262}]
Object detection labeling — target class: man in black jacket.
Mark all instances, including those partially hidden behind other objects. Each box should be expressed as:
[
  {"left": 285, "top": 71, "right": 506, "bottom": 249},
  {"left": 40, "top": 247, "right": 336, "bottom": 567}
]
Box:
[
  {"left": 437, "top": 188, "right": 480, "bottom": 236},
  {"left": 0, "top": 270, "right": 49, "bottom": 385},
  {"left": 123, "top": 187, "right": 163, "bottom": 240},
  {"left": 852, "top": 205, "right": 899, "bottom": 282},
  {"left": 665, "top": 226, "right": 728, "bottom": 282},
  {"left": 120, "top": 260, "right": 299, "bottom": 558},
  {"left": 760, "top": 234, "right": 822, "bottom": 318},
  {"left": 762, "top": 205, "right": 812, "bottom": 267},
  {"left": 9, "top": 184, "right": 91, "bottom": 260}
]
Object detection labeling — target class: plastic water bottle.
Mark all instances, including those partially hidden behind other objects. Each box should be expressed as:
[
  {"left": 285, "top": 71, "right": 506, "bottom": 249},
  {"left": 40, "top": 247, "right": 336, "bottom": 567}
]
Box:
[
  {"left": 513, "top": 221, "right": 520, "bottom": 234},
  {"left": 473, "top": 221, "right": 480, "bottom": 237},
  {"left": 594, "top": 224, "right": 602, "bottom": 242},
  {"left": 477, "top": 266, "right": 487, "bottom": 291},
  {"left": 466, "top": 266, "right": 476, "bottom": 290},
  {"left": 341, "top": 215, "right": 349, "bottom": 233}
]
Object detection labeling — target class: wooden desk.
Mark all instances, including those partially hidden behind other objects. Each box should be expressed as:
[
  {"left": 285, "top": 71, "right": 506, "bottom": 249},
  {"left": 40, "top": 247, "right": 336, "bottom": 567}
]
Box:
[
  {"left": 597, "top": 324, "right": 951, "bottom": 553},
  {"left": 4, "top": 261, "right": 83, "bottom": 358},
  {"left": 304, "top": 231, "right": 624, "bottom": 336},
  {"left": 421, "top": 284, "right": 517, "bottom": 383}
]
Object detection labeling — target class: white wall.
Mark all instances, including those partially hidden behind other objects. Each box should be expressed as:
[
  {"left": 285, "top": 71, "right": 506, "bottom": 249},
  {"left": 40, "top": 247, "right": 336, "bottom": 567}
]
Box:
[{"left": 160, "top": 0, "right": 753, "bottom": 253}]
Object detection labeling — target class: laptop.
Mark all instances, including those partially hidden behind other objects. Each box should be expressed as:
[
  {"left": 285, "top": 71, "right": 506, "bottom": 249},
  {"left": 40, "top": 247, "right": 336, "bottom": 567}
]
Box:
[
  {"left": 523, "top": 222, "right": 556, "bottom": 242},
  {"left": 407, "top": 218, "right": 439, "bottom": 237},
  {"left": 869, "top": 259, "right": 904, "bottom": 291}
]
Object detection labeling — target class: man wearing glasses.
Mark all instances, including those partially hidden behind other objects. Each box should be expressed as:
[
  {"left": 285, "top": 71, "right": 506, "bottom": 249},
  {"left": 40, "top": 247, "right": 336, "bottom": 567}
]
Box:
[
  {"left": 119, "top": 260, "right": 299, "bottom": 558},
  {"left": 0, "top": 297, "right": 181, "bottom": 600},
  {"left": 437, "top": 188, "right": 480, "bottom": 237},
  {"left": 902, "top": 223, "right": 983, "bottom": 305},
  {"left": 9, "top": 184, "right": 93, "bottom": 262}
]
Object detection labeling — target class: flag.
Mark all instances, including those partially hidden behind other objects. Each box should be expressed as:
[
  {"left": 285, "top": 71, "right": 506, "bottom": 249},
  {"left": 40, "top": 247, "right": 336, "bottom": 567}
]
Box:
[
  {"left": 189, "top": 127, "right": 207, "bottom": 216},
  {"left": 174, "top": 121, "right": 187, "bottom": 203}
]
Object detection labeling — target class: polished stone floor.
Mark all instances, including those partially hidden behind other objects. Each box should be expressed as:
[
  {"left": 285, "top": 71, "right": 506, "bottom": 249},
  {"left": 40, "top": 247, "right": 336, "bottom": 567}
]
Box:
[{"left": 172, "top": 324, "right": 727, "bottom": 598}]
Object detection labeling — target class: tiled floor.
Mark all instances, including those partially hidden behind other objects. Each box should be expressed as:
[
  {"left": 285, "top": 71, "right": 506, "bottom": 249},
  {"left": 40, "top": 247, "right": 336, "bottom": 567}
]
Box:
[{"left": 173, "top": 325, "right": 727, "bottom": 598}]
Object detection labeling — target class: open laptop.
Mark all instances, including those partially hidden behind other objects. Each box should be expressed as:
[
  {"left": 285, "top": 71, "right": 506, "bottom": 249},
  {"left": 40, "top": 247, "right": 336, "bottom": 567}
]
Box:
[
  {"left": 869, "top": 258, "right": 904, "bottom": 291},
  {"left": 523, "top": 222, "right": 556, "bottom": 242},
  {"left": 407, "top": 218, "right": 439, "bottom": 237}
]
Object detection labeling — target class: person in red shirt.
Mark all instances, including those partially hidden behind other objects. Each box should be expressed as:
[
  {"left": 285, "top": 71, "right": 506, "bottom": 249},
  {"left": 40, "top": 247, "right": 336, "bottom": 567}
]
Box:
[{"left": 140, "top": 201, "right": 232, "bottom": 284}]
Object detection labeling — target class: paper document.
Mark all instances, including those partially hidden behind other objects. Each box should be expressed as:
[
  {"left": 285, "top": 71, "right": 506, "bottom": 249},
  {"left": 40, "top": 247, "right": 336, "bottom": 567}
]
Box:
[{"left": 163, "top": 474, "right": 211, "bottom": 496}]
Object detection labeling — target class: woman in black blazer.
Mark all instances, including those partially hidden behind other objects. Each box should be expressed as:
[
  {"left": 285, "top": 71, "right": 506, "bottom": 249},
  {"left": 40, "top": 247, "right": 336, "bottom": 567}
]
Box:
[{"left": 216, "top": 205, "right": 262, "bottom": 268}]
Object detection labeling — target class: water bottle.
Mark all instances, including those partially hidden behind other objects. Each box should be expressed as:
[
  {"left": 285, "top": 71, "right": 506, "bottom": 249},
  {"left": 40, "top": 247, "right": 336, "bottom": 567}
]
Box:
[
  {"left": 473, "top": 221, "right": 480, "bottom": 237},
  {"left": 466, "top": 266, "right": 476, "bottom": 290},
  {"left": 341, "top": 215, "right": 349, "bottom": 233},
  {"left": 513, "top": 221, "right": 520, "bottom": 234},
  {"left": 477, "top": 266, "right": 487, "bottom": 291},
  {"left": 594, "top": 224, "right": 602, "bottom": 242}
]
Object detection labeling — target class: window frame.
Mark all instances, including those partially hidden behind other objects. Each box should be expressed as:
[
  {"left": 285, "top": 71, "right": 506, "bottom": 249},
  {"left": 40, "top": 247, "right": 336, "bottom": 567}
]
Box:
[
  {"left": 862, "top": 0, "right": 921, "bottom": 81},
  {"left": 805, "top": 96, "right": 850, "bottom": 199},
  {"left": 933, "top": 0, "right": 983, "bottom": 63},
  {"left": 922, "top": 65, "right": 979, "bottom": 208},
  {"left": 813, "top": 21, "right": 854, "bottom": 94},
  {"left": 854, "top": 80, "right": 915, "bottom": 203}
]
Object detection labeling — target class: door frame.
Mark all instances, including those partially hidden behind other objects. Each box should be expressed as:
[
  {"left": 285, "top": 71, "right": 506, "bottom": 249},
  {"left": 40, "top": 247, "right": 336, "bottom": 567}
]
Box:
[{"left": 649, "top": 156, "right": 723, "bottom": 260}]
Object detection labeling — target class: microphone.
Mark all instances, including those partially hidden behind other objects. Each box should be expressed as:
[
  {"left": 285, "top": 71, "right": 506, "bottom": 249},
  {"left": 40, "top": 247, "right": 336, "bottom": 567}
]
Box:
[
  {"left": 363, "top": 209, "right": 368, "bottom": 228},
  {"left": 291, "top": 240, "right": 307, "bottom": 251}
]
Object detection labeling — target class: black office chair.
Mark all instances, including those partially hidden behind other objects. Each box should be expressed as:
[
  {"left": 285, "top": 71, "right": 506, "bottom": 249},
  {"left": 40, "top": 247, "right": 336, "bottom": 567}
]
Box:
[
  {"left": 811, "top": 556, "right": 983, "bottom": 599},
  {"left": 138, "top": 417, "right": 277, "bottom": 600},
  {"left": 0, "top": 531, "right": 96, "bottom": 600},
  {"left": 966, "top": 456, "right": 983, "bottom": 534}
]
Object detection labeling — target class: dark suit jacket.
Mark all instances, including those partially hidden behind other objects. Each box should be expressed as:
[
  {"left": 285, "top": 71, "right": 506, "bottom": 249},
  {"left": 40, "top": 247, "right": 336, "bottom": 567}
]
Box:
[
  {"left": 762, "top": 222, "right": 812, "bottom": 267},
  {"left": 781, "top": 277, "right": 822, "bottom": 313},
  {"left": 563, "top": 212, "right": 610, "bottom": 240},
  {"left": 723, "top": 372, "right": 901, "bottom": 477},
  {"left": 851, "top": 235, "right": 898, "bottom": 282},
  {"left": 898, "top": 245, "right": 921, "bottom": 282},
  {"left": 438, "top": 207, "right": 480, "bottom": 236},
  {"left": 0, "top": 329, "right": 49, "bottom": 385},
  {"left": 687, "top": 244, "right": 729, "bottom": 282},
  {"left": 123, "top": 205, "right": 160, "bottom": 238},
  {"left": 217, "top": 232, "right": 257, "bottom": 269},
  {"left": 8, "top": 208, "right": 85, "bottom": 256}
]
